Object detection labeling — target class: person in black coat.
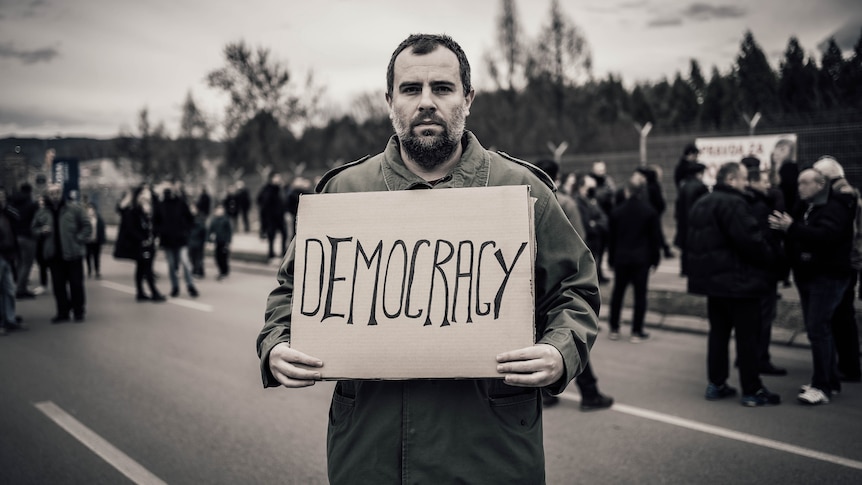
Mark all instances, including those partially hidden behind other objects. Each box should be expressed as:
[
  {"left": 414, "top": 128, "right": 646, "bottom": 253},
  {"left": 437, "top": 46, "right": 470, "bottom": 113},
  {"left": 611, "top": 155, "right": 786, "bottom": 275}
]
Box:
[
  {"left": 257, "top": 173, "right": 288, "bottom": 259},
  {"left": 673, "top": 162, "right": 708, "bottom": 276},
  {"left": 636, "top": 164, "right": 673, "bottom": 258},
  {"left": 154, "top": 182, "right": 198, "bottom": 298},
  {"left": 769, "top": 168, "right": 856, "bottom": 404},
  {"left": 114, "top": 187, "right": 165, "bottom": 302},
  {"left": 742, "top": 157, "right": 788, "bottom": 377},
  {"left": 607, "top": 177, "right": 662, "bottom": 342},
  {"left": 687, "top": 162, "right": 780, "bottom": 407}
]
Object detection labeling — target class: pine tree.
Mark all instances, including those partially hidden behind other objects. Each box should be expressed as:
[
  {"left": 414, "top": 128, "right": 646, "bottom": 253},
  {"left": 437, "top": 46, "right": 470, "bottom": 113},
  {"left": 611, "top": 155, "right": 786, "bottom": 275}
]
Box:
[{"left": 735, "top": 31, "right": 778, "bottom": 119}]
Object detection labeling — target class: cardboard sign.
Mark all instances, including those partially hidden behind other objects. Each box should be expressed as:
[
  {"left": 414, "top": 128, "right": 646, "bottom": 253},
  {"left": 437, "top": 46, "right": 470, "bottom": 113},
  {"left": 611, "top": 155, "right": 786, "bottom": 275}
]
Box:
[
  {"left": 290, "top": 186, "right": 536, "bottom": 380},
  {"left": 695, "top": 134, "right": 797, "bottom": 186}
]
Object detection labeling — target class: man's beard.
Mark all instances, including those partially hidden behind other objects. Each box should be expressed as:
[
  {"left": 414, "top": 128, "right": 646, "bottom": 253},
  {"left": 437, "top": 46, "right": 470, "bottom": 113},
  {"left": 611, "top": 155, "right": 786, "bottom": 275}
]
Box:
[{"left": 391, "top": 105, "right": 466, "bottom": 171}]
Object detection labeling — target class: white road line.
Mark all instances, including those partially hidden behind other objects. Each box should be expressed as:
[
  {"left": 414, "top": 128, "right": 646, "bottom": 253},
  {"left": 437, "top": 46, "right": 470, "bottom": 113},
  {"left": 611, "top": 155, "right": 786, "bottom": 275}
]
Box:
[
  {"left": 34, "top": 401, "right": 168, "bottom": 485},
  {"left": 100, "top": 281, "right": 213, "bottom": 312},
  {"left": 558, "top": 393, "right": 862, "bottom": 470}
]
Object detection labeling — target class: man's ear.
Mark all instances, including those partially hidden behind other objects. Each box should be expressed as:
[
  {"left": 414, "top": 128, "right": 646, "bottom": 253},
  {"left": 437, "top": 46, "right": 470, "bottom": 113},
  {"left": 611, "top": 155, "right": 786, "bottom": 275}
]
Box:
[
  {"left": 385, "top": 92, "right": 392, "bottom": 106},
  {"left": 464, "top": 89, "right": 476, "bottom": 115}
]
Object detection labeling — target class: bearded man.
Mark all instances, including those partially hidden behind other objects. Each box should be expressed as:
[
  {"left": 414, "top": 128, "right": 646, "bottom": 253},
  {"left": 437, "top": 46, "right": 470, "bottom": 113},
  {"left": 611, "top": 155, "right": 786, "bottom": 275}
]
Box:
[{"left": 257, "top": 34, "right": 600, "bottom": 484}]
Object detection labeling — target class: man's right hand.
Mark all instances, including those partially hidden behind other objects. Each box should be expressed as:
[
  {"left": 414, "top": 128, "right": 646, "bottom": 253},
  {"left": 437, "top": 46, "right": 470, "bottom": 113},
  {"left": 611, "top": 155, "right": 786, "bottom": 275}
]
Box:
[{"left": 268, "top": 342, "right": 323, "bottom": 388}]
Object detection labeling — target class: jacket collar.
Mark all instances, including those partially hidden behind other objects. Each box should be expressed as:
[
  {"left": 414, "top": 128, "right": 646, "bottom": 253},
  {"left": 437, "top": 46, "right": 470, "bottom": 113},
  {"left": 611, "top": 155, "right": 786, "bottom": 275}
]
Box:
[{"left": 380, "top": 131, "right": 491, "bottom": 190}]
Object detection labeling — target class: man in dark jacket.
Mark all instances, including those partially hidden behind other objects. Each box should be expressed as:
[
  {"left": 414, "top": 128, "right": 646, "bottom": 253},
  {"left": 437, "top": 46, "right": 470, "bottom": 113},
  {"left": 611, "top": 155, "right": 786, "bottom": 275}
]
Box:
[
  {"left": 687, "top": 162, "right": 780, "bottom": 407},
  {"left": 576, "top": 173, "right": 610, "bottom": 283},
  {"left": 154, "top": 182, "right": 198, "bottom": 298},
  {"left": 257, "top": 173, "right": 288, "bottom": 259},
  {"left": 9, "top": 183, "right": 38, "bottom": 298},
  {"left": 742, "top": 157, "right": 788, "bottom": 377},
  {"left": 608, "top": 177, "right": 662, "bottom": 342},
  {"left": 0, "top": 187, "right": 24, "bottom": 335},
  {"left": 673, "top": 162, "right": 708, "bottom": 276},
  {"left": 257, "top": 34, "right": 600, "bottom": 484},
  {"left": 32, "top": 184, "right": 92, "bottom": 323},
  {"left": 673, "top": 143, "right": 700, "bottom": 189},
  {"left": 769, "top": 168, "right": 856, "bottom": 405}
]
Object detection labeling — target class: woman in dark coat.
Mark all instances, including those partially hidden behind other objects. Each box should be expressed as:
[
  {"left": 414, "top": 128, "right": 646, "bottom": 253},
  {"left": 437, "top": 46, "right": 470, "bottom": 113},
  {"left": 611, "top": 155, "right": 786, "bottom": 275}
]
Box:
[{"left": 114, "top": 187, "right": 165, "bottom": 302}]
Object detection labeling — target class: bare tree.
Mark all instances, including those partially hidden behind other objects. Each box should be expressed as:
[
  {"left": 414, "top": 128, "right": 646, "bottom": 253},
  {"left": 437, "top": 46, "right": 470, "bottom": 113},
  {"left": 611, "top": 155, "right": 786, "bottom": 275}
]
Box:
[{"left": 484, "top": 0, "right": 527, "bottom": 93}]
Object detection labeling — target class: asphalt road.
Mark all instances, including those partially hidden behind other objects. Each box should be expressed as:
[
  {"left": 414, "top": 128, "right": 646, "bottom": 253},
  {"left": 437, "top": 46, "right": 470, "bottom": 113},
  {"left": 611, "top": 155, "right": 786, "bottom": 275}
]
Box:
[{"left": 1, "top": 256, "right": 861, "bottom": 484}]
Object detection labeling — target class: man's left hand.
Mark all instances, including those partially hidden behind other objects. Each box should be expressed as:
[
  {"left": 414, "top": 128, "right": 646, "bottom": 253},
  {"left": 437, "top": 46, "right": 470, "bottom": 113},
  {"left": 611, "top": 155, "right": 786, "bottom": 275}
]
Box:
[{"left": 496, "top": 344, "right": 564, "bottom": 387}]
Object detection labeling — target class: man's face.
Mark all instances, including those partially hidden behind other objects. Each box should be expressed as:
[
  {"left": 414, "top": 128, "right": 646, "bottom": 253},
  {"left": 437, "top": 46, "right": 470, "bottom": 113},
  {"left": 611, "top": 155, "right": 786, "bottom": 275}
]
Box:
[
  {"left": 47, "top": 185, "right": 62, "bottom": 204},
  {"left": 386, "top": 45, "right": 474, "bottom": 170},
  {"left": 591, "top": 162, "right": 607, "bottom": 177},
  {"left": 727, "top": 165, "right": 749, "bottom": 192},
  {"left": 797, "top": 170, "right": 824, "bottom": 201},
  {"left": 749, "top": 171, "right": 770, "bottom": 195}
]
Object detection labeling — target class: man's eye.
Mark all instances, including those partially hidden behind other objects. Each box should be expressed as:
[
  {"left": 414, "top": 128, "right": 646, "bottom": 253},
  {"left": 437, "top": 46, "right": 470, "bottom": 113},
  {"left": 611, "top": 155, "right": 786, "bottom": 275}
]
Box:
[{"left": 434, "top": 86, "right": 453, "bottom": 93}]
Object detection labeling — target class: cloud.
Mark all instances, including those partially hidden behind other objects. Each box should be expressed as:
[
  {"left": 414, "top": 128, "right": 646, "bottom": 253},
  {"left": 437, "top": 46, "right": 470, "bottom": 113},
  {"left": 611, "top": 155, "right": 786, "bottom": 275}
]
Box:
[
  {"left": 682, "top": 3, "right": 747, "bottom": 21},
  {"left": 0, "top": 42, "right": 59, "bottom": 64},
  {"left": 647, "top": 2, "right": 747, "bottom": 28},
  {"left": 818, "top": 20, "right": 862, "bottom": 52},
  {"left": 647, "top": 16, "right": 683, "bottom": 27}
]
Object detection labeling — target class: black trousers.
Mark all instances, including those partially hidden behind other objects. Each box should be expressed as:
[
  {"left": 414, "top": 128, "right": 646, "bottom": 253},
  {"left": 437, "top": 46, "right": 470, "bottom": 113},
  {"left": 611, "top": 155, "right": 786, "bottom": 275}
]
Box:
[
  {"left": 609, "top": 262, "right": 650, "bottom": 334},
  {"left": 85, "top": 242, "right": 102, "bottom": 276},
  {"left": 707, "top": 296, "right": 762, "bottom": 395},
  {"left": 215, "top": 242, "right": 230, "bottom": 276},
  {"left": 833, "top": 272, "right": 861, "bottom": 380},
  {"left": 135, "top": 256, "right": 160, "bottom": 297},
  {"left": 49, "top": 258, "right": 85, "bottom": 318}
]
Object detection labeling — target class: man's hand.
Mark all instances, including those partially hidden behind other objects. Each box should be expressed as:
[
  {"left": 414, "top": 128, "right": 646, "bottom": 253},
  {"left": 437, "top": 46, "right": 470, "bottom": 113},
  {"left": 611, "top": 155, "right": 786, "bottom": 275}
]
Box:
[
  {"left": 496, "top": 343, "right": 564, "bottom": 387},
  {"left": 268, "top": 342, "right": 323, "bottom": 388},
  {"left": 768, "top": 210, "right": 793, "bottom": 232}
]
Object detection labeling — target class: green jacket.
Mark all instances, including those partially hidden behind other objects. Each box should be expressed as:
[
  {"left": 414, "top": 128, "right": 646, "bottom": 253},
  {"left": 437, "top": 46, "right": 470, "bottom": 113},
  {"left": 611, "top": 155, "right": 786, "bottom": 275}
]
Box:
[
  {"left": 257, "top": 132, "right": 600, "bottom": 484},
  {"left": 32, "top": 200, "right": 92, "bottom": 261}
]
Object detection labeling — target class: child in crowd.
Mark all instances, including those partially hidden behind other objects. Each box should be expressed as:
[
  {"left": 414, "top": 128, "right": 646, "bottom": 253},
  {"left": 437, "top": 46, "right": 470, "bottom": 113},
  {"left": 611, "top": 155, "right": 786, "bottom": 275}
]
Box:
[
  {"left": 207, "top": 203, "right": 233, "bottom": 280},
  {"left": 188, "top": 205, "right": 207, "bottom": 279}
]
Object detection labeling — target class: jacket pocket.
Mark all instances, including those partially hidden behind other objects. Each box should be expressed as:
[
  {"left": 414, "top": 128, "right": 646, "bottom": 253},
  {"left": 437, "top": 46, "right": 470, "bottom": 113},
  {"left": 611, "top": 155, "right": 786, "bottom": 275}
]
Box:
[
  {"left": 329, "top": 381, "right": 356, "bottom": 427},
  {"left": 488, "top": 390, "right": 541, "bottom": 430}
]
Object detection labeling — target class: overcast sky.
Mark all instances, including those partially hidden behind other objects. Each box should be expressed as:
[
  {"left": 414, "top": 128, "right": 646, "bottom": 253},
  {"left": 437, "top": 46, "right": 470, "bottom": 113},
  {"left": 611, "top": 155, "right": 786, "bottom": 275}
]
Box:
[{"left": 1, "top": 0, "right": 860, "bottom": 139}]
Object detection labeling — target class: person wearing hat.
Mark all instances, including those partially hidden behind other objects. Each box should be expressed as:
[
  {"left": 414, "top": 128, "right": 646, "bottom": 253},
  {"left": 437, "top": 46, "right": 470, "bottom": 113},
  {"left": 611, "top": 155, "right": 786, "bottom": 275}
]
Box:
[{"left": 674, "top": 143, "right": 700, "bottom": 190}]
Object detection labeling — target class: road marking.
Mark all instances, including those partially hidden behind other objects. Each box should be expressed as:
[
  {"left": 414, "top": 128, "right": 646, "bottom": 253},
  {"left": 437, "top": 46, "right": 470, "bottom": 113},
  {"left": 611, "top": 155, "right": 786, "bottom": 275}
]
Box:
[
  {"left": 34, "top": 401, "right": 168, "bottom": 485},
  {"left": 100, "top": 281, "right": 213, "bottom": 312},
  {"left": 558, "top": 393, "right": 862, "bottom": 470}
]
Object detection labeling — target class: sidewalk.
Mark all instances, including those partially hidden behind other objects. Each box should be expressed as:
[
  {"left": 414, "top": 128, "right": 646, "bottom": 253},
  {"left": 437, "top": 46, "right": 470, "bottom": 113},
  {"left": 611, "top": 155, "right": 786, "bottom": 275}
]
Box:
[{"left": 105, "top": 225, "right": 813, "bottom": 349}]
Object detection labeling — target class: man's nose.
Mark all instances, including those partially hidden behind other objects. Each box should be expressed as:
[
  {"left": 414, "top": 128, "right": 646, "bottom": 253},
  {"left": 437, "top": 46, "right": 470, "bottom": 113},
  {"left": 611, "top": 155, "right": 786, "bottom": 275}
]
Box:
[{"left": 418, "top": 87, "right": 436, "bottom": 112}]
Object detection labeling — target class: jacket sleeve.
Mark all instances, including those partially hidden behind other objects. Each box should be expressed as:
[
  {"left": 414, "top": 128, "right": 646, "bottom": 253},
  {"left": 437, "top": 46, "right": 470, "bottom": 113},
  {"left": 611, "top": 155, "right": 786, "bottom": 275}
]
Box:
[
  {"left": 721, "top": 199, "right": 774, "bottom": 267},
  {"left": 256, "top": 238, "right": 298, "bottom": 387},
  {"left": 533, "top": 191, "right": 601, "bottom": 395},
  {"left": 787, "top": 198, "right": 854, "bottom": 249}
]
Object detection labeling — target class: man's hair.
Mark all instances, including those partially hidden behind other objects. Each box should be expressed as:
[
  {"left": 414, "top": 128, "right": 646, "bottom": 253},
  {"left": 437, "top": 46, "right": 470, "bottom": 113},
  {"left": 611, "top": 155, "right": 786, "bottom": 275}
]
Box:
[
  {"left": 534, "top": 159, "right": 559, "bottom": 181},
  {"left": 386, "top": 34, "right": 472, "bottom": 97},
  {"left": 813, "top": 156, "right": 844, "bottom": 180},
  {"left": 683, "top": 143, "right": 699, "bottom": 156},
  {"left": 716, "top": 162, "right": 742, "bottom": 185}
]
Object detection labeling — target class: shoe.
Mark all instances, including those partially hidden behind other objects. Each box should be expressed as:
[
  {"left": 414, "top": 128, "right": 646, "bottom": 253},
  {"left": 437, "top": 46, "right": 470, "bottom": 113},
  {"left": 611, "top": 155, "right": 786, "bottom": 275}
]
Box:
[
  {"left": 216, "top": 274, "right": 226, "bottom": 281},
  {"left": 705, "top": 382, "right": 737, "bottom": 401},
  {"left": 73, "top": 314, "right": 85, "bottom": 323},
  {"left": 797, "top": 387, "right": 830, "bottom": 405},
  {"left": 136, "top": 294, "right": 151, "bottom": 302},
  {"left": 170, "top": 288, "right": 179, "bottom": 298},
  {"left": 630, "top": 332, "right": 650, "bottom": 343},
  {"left": 608, "top": 331, "right": 620, "bottom": 341},
  {"left": 741, "top": 387, "right": 781, "bottom": 407},
  {"left": 759, "top": 364, "right": 788, "bottom": 376},
  {"left": 188, "top": 286, "right": 199, "bottom": 298},
  {"left": 51, "top": 315, "right": 70, "bottom": 324},
  {"left": 7, "top": 321, "right": 28, "bottom": 332},
  {"left": 799, "top": 384, "right": 840, "bottom": 396},
  {"left": 839, "top": 372, "right": 861, "bottom": 383},
  {"left": 95, "top": 273, "right": 102, "bottom": 279},
  {"left": 580, "top": 393, "right": 614, "bottom": 411},
  {"left": 16, "top": 291, "right": 36, "bottom": 299},
  {"left": 151, "top": 294, "right": 167, "bottom": 302}
]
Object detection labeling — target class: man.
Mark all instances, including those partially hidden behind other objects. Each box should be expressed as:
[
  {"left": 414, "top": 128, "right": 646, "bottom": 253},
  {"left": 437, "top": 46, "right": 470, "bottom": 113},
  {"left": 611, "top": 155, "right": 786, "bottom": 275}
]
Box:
[
  {"left": 0, "top": 187, "right": 24, "bottom": 335},
  {"left": 687, "top": 162, "right": 780, "bottom": 407},
  {"left": 257, "top": 34, "right": 600, "bottom": 483},
  {"left": 154, "top": 181, "right": 198, "bottom": 298},
  {"left": 607, "top": 176, "right": 662, "bottom": 343},
  {"left": 234, "top": 180, "right": 251, "bottom": 233},
  {"left": 635, "top": 164, "right": 673, "bottom": 259},
  {"left": 535, "top": 158, "right": 613, "bottom": 412},
  {"left": 589, "top": 161, "right": 615, "bottom": 281},
  {"left": 32, "top": 184, "right": 91, "bottom": 323},
  {"left": 741, "top": 157, "right": 788, "bottom": 377},
  {"left": 673, "top": 143, "right": 700, "bottom": 189},
  {"left": 811, "top": 156, "right": 861, "bottom": 383},
  {"left": 575, "top": 173, "right": 610, "bottom": 284},
  {"left": 673, "top": 162, "right": 708, "bottom": 276},
  {"left": 256, "top": 173, "right": 288, "bottom": 259},
  {"left": 9, "top": 183, "right": 38, "bottom": 298},
  {"left": 769, "top": 168, "right": 856, "bottom": 405}
]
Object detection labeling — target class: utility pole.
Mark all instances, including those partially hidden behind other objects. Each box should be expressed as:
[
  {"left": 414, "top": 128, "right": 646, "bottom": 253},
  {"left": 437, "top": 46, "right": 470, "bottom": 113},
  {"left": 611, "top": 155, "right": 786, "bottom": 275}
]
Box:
[
  {"left": 743, "top": 112, "right": 761, "bottom": 136},
  {"left": 634, "top": 122, "right": 653, "bottom": 166}
]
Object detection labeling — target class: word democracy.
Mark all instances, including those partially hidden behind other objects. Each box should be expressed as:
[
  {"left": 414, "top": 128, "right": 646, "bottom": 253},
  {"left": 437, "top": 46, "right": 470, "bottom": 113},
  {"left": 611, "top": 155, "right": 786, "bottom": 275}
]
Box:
[{"left": 299, "top": 236, "right": 529, "bottom": 327}]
